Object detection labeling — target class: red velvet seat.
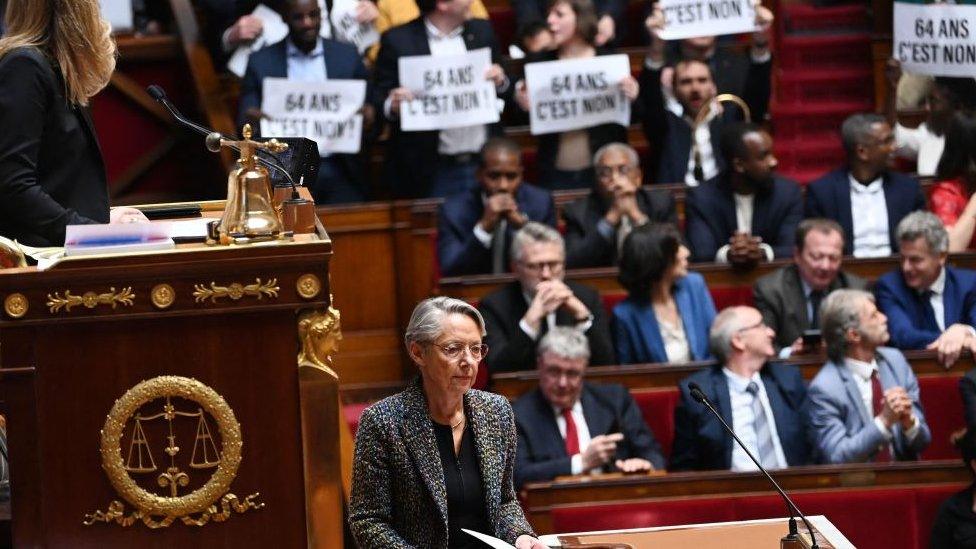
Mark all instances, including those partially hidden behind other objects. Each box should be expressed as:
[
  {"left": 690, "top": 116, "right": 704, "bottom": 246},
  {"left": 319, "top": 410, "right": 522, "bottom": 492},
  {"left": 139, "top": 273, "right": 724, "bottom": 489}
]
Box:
[
  {"left": 918, "top": 375, "right": 965, "bottom": 460},
  {"left": 631, "top": 388, "right": 681, "bottom": 460},
  {"left": 344, "top": 402, "right": 370, "bottom": 436},
  {"left": 551, "top": 496, "right": 737, "bottom": 533}
]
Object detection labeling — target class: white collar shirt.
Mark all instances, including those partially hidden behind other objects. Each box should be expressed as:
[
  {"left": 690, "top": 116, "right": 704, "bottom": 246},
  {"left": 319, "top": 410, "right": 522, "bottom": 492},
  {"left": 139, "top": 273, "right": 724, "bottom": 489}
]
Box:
[
  {"left": 722, "top": 368, "right": 788, "bottom": 471},
  {"left": 924, "top": 266, "right": 947, "bottom": 332},
  {"left": 551, "top": 400, "right": 598, "bottom": 474},
  {"left": 286, "top": 37, "right": 327, "bottom": 82},
  {"left": 683, "top": 105, "right": 719, "bottom": 186},
  {"left": 849, "top": 173, "right": 892, "bottom": 258}
]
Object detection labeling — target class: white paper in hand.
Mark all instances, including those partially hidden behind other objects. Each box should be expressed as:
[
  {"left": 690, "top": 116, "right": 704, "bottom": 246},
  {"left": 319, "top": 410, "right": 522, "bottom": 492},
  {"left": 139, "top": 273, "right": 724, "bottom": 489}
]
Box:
[
  {"left": 227, "top": 3, "right": 290, "bottom": 77},
  {"left": 657, "top": 0, "right": 758, "bottom": 40},
  {"left": 331, "top": 0, "right": 380, "bottom": 53},
  {"left": 462, "top": 529, "right": 517, "bottom": 549},
  {"left": 99, "top": 0, "right": 134, "bottom": 33}
]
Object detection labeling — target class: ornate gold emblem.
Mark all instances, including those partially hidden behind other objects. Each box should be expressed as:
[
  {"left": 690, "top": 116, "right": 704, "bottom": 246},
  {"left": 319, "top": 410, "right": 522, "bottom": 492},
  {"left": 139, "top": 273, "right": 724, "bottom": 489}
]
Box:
[
  {"left": 150, "top": 284, "right": 176, "bottom": 309},
  {"left": 3, "top": 293, "right": 28, "bottom": 319},
  {"left": 84, "top": 376, "right": 264, "bottom": 528},
  {"left": 46, "top": 287, "right": 135, "bottom": 313},
  {"left": 298, "top": 302, "right": 342, "bottom": 377},
  {"left": 295, "top": 273, "right": 321, "bottom": 300},
  {"left": 192, "top": 278, "right": 279, "bottom": 304}
]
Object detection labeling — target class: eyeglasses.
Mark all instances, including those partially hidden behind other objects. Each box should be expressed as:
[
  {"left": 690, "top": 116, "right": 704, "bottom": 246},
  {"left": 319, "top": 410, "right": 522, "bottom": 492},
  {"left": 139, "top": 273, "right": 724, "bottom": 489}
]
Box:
[
  {"left": 736, "top": 320, "right": 767, "bottom": 334},
  {"left": 519, "top": 260, "right": 564, "bottom": 273},
  {"left": 431, "top": 342, "right": 489, "bottom": 361},
  {"left": 595, "top": 164, "right": 634, "bottom": 180}
]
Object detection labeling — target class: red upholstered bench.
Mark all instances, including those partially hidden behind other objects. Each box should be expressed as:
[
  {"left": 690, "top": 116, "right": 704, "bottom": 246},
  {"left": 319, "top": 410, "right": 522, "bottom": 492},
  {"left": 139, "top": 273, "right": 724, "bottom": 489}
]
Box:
[
  {"left": 918, "top": 375, "right": 965, "bottom": 460},
  {"left": 344, "top": 402, "right": 370, "bottom": 436},
  {"left": 630, "top": 388, "right": 680, "bottom": 461}
]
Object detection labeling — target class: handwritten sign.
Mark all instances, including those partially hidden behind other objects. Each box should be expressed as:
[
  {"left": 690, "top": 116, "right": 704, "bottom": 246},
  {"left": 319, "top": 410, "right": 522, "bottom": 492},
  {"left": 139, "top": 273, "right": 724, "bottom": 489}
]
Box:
[
  {"left": 331, "top": 0, "right": 380, "bottom": 53},
  {"left": 524, "top": 55, "right": 631, "bottom": 136},
  {"left": 398, "top": 48, "right": 500, "bottom": 131},
  {"left": 894, "top": 1, "right": 976, "bottom": 77},
  {"left": 657, "top": 0, "right": 758, "bottom": 40},
  {"left": 260, "top": 78, "right": 366, "bottom": 155}
]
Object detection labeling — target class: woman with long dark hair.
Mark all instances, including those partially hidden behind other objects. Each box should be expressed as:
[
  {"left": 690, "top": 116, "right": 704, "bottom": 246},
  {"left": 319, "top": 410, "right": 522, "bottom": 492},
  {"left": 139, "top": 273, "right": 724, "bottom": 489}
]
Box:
[{"left": 929, "top": 112, "right": 976, "bottom": 251}]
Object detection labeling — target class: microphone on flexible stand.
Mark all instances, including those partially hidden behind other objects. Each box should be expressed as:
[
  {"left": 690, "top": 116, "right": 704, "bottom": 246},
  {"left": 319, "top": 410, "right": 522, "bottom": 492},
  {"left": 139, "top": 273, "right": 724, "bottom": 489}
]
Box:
[{"left": 687, "top": 382, "right": 819, "bottom": 549}]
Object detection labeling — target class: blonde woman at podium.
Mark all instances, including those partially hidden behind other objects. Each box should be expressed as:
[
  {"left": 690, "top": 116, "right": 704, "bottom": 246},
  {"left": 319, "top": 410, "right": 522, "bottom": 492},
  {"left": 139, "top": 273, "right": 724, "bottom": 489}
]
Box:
[
  {"left": 0, "top": 0, "right": 147, "bottom": 248},
  {"left": 350, "top": 297, "right": 546, "bottom": 549}
]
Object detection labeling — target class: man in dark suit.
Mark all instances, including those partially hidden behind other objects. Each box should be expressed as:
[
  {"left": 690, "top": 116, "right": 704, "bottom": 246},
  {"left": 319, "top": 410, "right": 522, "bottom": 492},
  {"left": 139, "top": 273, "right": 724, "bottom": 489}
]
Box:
[
  {"left": 684, "top": 123, "right": 803, "bottom": 265},
  {"left": 563, "top": 142, "right": 676, "bottom": 268},
  {"left": 875, "top": 211, "right": 976, "bottom": 368},
  {"left": 671, "top": 306, "right": 811, "bottom": 471},
  {"left": 805, "top": 113, "right": 926, "bottom": 257},
  {"left": 754, "top": 218, "right": 868, "bottom": 355},
  {"left": 639, "top": 6, "right": 773, "bottom": 185},
  {"left": 514, "top": 327, "right": 665, "bottom": 488},
  {"left": 479, "top": 222, "right": 615, "bottom": 373},
  {"left": 238, "top": 0, "right": 370, "bottom": 204},
  {"left": 437, "top": 138, "right": 556, "bottom": 276},
  {"left": 373, "top": 0, "right": 508, "bottom": 198}
]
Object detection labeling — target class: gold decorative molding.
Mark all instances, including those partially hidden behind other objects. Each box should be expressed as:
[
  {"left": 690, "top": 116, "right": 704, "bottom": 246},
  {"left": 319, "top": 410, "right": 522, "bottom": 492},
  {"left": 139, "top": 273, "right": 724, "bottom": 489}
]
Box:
[
  {"left": 150, "top": 284, "right": 176, "bottom": 309},
  {"left": 295, "top": 273, "right": 321, "bottom": 300},
  {"left": 192, "top": 278, "right": 279, "bottom": 304},
  {"left": 84, "top": 376, "right": 264, "bottom": 528},
  {"left": 46, "top": 287, "right": 135, "bottom": 313},
  {"left": 4, "top": 293, "right": 28, "bottom": 319},
  {"left": 298, "top": 302, "right": 342, "bottom": 378}
]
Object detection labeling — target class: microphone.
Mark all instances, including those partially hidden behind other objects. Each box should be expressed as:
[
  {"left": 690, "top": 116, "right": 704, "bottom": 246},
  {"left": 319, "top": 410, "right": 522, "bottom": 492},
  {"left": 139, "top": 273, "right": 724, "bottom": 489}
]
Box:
[
  {"left": 687, "top": 382, "right": 819, "bottom": 549},
  {"left": 147, "top": 85, "right": 302, "bottom": 198}
]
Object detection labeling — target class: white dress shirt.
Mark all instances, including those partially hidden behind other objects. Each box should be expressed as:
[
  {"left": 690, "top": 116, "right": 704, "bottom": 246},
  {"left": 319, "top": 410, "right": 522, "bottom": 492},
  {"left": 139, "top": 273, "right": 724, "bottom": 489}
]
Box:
[
  {"left": 715, "top": 193, "right": 774, "bottom": 263},
  {"left": 684, "top": 106, "right": 719, "bottom": 186},
  {"left": 843, "top": 358, "right": 920, "bottom": 443},
  {"left": 925, "top": 266, "right": 947, "bottom": 332},
  {"left": 286, "top": 37, "right": 327, "bottom": 81},
  {"left": 658, "top": 317, "right": 691, "bottom": 363},
  {"left": 551, "top": 400, "right": 598, "bottom": 474},
  {"left": 518, "top": 291, "right": 593, "bottom": 340},
  {"left": 895, "top": 122, "right": 945, "bottom": 177},
  {"left": 849, "top": 174, "right": 892, "bottom": 258},
  {"left": 723, "top": 368, "right": 788, "bottom": 471}
]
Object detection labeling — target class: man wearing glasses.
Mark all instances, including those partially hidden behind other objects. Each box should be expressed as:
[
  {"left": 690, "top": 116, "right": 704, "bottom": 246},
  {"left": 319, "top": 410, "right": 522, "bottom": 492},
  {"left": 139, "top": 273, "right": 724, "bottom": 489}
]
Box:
[
  {"left": 513, "top": 327, "right": 664, "bottom": 488},
  {"left": 562, "top": 143, "right": 676, "bottom": 268},
  {"left": 438, "top": 137, "right": 557, "bottom": 276},
  {"left": 479, "top": 222, "right": 615, "bottom": 373},
  {"left": 671, "top": 306, "right": 812, "bottom": 471}
]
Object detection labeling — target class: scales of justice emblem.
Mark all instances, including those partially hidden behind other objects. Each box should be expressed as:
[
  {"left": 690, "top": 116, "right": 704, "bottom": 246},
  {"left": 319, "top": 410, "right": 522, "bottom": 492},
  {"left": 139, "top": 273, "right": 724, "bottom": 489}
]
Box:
[{"left": 85, "top": 376, "right": 264, "bottom": 528}]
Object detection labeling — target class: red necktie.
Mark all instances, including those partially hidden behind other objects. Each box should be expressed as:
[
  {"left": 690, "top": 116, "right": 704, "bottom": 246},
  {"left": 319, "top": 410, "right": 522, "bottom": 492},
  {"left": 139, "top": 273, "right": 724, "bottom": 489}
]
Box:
[
  {"left": 562, "top": 408, "right": 580, "bottom": 456},
  {"left": 871, "top": 371, "right": 892, "bottom": 462}
]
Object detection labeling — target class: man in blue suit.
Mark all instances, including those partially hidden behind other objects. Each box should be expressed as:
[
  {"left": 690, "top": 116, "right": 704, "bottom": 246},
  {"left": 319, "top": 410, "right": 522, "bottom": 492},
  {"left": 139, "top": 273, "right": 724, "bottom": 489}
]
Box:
[
  {"left": 684, "top": 123, "right": 803, "bottom": 265},
  {"left": 805, "top": 113, "right": 926, "bottom": 257},
  {"left": 808, "top": 289, "right": 931, "bottom": 463},
  {"left": 874, "top": 211, "right": 976, "bottom": 367},
  {"left": 514, "top": 327, "right": 665, "bottom": 488},
  {"left": 238, "top": 0, "right": 371, "bottom": 204},
  {"left": 671, "top": 306, "right": 811, "bottom": 471},
  {"left": 437, "top": 138, "right": 556, "bottom": 276}
]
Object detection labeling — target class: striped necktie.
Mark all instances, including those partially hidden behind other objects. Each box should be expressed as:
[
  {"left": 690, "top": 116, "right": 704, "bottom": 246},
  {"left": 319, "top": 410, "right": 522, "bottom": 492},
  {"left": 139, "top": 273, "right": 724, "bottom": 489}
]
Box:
[{"left": 746, "top": 381, "right": 778, "bottom": 468}]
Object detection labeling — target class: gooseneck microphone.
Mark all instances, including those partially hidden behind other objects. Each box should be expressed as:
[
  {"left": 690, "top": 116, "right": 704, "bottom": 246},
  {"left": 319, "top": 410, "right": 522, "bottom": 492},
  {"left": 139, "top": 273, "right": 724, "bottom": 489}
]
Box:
[
  {"left": 147, "top": 84, "right": 302, "bottom": 198},
  {"left": 687, "top": 382, "right": 819, "bottom": 549}
]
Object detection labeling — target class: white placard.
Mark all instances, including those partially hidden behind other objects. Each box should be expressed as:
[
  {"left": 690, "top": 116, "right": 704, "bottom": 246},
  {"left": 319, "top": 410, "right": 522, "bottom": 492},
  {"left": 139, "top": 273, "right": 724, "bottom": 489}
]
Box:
[
  {"left": 657, "top": 0, "right": 758, "bottom": 40},
  {"left": 397, "top": 48, "right": 500, "bottom": 131},
  {"left": 524, "top": 55, "right": 631, "bottom": 136},
  {"left": 260, "top": 77, "right": 366, "bottom": 155},
  {"left": 227, "top": 4, "right": 290, "bottom": 77},
  {"left": 100, "top": 0, "right": 134, "bottom": 33},
  {"left": 331, "top": 0, "right": 380, "bottom": 53},
  {"left": 894, "top": 1, "right": 976, "bottom": 77}
]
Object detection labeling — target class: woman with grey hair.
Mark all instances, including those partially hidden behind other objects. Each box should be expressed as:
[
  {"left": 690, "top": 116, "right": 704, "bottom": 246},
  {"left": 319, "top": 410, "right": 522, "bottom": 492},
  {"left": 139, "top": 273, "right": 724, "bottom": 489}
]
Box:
[{"left": 349, "top": 297, "right": 544, "bottom": 549}]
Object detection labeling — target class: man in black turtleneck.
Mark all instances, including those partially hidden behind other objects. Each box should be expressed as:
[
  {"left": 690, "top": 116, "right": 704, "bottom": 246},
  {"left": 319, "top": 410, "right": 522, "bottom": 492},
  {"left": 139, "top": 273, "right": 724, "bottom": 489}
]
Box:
[{"left": 684, "top": 122, "right": 803, "bottom": 269}]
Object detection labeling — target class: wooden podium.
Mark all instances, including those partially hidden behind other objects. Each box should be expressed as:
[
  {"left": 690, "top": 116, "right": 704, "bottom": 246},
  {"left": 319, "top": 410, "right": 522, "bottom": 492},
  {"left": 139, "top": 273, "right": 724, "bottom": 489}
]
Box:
[{"left": 0, "top": 219, "right": 343, "bottom": 547}]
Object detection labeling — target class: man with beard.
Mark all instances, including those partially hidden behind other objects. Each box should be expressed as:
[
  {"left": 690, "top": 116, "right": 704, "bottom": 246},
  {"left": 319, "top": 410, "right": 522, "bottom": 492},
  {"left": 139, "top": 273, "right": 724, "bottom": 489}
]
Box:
[
  {"left": 684, "top": 123, "right": 802, "bottom": 267},
  {"left": 805, "top": 113, "right": 926, "bottom": 257},
  {"left": 238, "top": 0, "right": 371, "bottom": 204},
  {"left": 807, "top": 289, "right": 931, "bottom": 464}
]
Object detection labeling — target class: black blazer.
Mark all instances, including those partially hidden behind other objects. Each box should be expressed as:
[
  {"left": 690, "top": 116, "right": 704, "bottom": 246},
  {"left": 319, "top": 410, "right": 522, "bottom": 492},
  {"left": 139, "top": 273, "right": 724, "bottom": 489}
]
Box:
[
  {"left": 671, "top": 363, "right": 811, "bottom": 471},
  {"left": 372, "top": 17, "right": 504, "bottom": 198},
  {"left": 479, "top": 280, "right": 615, "bottom": 373},
  {"left": 638, "top": 58, "right": 771, "bottom": 184},
  {"left": 0, "top": 47, "right": 109, "bottom": 246},
  {"left": 513, "top": 383, "right": 665, "bottom": 488},
  {"left": 753, "top": 264, "right": 869, "bottom": 349},
  {"left": 684, "top": 174, "right": 803, "bottom": 262},
  {"left": 804, "top": 167, "right": 927, "bottom": 255},
  {"left": 563, "top": 187, "right": 676, "bottom": 268},
  {"left": 436, "top": 183, "right": 557, "bottom": 276}
]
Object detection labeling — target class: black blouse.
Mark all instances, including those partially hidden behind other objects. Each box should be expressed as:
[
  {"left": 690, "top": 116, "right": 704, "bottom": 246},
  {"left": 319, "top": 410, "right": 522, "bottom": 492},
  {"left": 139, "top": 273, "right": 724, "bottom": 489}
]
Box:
[
  {"left": 432, "top": 422, "right": 492, "bottom": 549},
  {"left": 931, "top": 483, "right": 976, "bottom": 549}
]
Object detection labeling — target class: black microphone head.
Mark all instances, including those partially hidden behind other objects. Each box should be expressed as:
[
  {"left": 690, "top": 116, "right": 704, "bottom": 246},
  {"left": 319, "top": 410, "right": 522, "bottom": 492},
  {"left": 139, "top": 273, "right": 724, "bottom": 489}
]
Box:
[
  {"left": 205, "top": 132, "right": 225, "bottom": 152},
  {"left": 688, "top": 382, "right": 707, "bottom": 404},
  {"left": 147, "top": 85, "right": 166, "bottom": 101}
]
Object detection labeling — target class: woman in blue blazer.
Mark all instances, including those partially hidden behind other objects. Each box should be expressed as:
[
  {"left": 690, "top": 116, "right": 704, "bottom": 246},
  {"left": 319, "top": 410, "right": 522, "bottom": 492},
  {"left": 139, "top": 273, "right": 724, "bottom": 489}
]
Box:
[{"left": 613, "top": 223, "right": 716, "bottom": 364}]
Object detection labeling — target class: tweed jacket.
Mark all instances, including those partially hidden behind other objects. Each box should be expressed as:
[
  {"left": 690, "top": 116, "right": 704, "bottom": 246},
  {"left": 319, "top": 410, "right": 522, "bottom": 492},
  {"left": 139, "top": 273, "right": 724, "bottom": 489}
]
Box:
[{"left": 349, "top": 380, "right": 535, "bottom": 548}]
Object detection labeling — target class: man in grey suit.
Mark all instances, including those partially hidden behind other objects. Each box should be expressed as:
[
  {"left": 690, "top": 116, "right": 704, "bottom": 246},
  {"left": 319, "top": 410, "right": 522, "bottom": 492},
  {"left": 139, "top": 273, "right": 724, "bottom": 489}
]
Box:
[
  {"left": 754, "top": 219, "right": 868, "bottom": 357},
  {"left": 807, "top": 289, "right": 931, "bottom": 464}
]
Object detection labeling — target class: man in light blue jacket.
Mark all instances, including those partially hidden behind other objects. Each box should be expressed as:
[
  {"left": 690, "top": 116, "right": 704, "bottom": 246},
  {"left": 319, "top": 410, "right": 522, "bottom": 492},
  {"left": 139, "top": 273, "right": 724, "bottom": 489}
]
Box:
[{"left": 807, "top": 289, "right": 931, "bottom": 464}]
